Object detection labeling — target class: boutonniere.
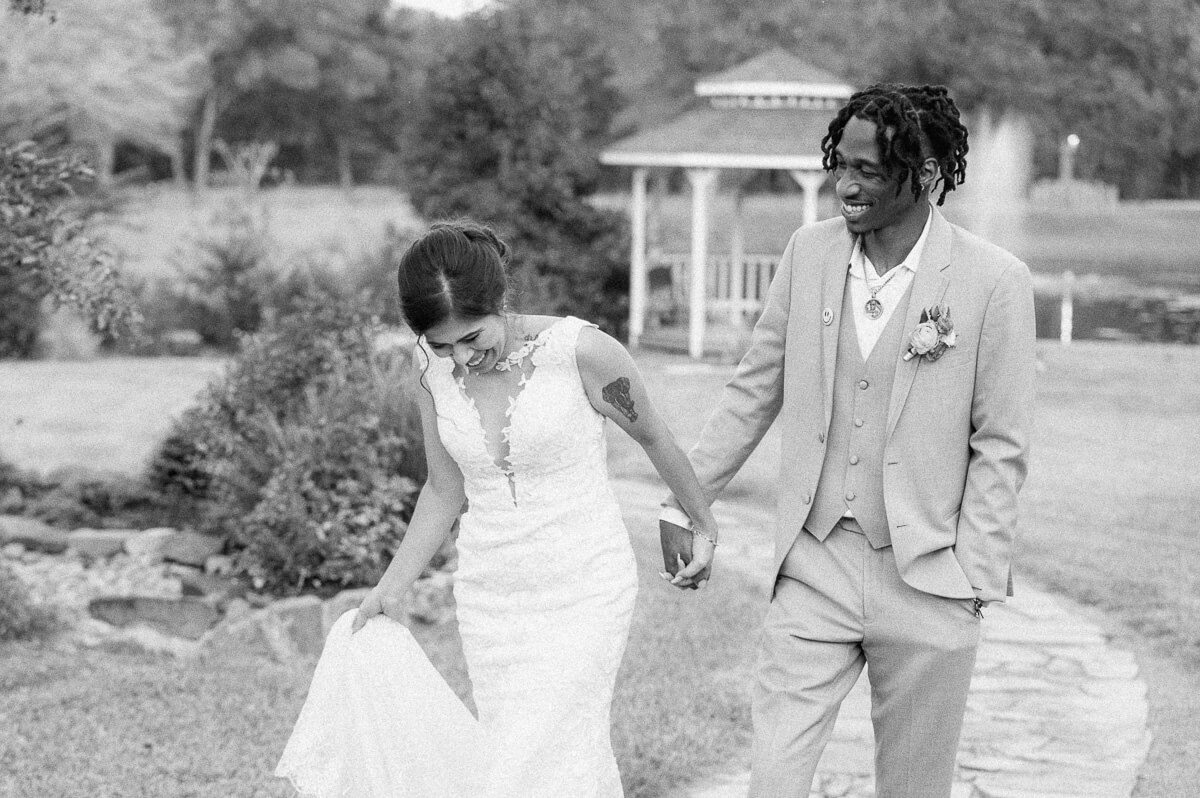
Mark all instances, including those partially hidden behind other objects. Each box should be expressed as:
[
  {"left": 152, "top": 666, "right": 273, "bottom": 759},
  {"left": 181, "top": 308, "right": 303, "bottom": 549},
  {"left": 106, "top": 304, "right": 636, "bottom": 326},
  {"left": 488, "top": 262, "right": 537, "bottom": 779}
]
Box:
[{"left": 903, "top": 304, "right": 957, "bottom": 362}]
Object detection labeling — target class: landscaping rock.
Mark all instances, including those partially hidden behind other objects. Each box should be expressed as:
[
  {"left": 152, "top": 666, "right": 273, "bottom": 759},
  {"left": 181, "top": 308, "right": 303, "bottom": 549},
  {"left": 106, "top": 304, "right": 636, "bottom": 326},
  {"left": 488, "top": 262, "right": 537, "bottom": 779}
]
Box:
[
  {"left": 268, "top": 596, "right": 326, "bottom": 656},
  {"left": 245, "top": 591, "right": 272, "bottom": 608},
  {"left": 323, "top": 587, "right": 371, "bottom": 634},
  {"left": 201, "top": 607, "right": 296, "bottom": 664},
  {"left": 222, "top": 597, "right": 253, "bottom": 622},
  {"left": 69, "top": 529, "right": 135, "bottom": 561},
  {"left": 0, "top": 515, "right": 68, "bottom": 554},
  {"left": 178, "top": 570, "right": 248, "bottom": 609},
  {"left": 87, "top": 596, "right": 221, "bottom": 640},
  {"left": 160, "top": 531, "right": 224, "bottom": 567},
  {"left": 124, "top": 527, "right": 176, "bottom": 562},
  {"left": 73, "top": 617, "right": 200, "bottom": 658},
  {"left": 0, "top": 486, "right": 24, "bottom": 514}
]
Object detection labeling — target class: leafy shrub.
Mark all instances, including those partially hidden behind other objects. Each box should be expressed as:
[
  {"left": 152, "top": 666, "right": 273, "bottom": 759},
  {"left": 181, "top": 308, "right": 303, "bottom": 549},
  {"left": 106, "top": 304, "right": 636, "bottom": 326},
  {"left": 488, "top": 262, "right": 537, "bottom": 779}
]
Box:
[
  {"left": 230, "top": 357, "right": 423, "bottom": 594},
  {"left": 166, "top": 204, "right": 278, "bottom": 350},
  {"left": 0, "top": 459, "right": 170, "bottom": 530},
  {"left": 148, "top": 280, "right": 426, "bottom": 596},
  {"left": 0, "top": 141, "right": 141, "bottom": 358},
  {"left": 22, "top": 467, "right": 164, "bottom": 530},
  {"left": 0, "top": 562, "right": 57, "bottom": 641}
]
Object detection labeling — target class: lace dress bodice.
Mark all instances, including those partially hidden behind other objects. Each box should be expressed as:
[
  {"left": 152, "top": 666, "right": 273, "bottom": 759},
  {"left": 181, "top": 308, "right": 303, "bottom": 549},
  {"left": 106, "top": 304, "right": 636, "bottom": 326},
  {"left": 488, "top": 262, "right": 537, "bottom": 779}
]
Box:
[{"left": 418, "top": 316, "right": 636, "bottom": 607}]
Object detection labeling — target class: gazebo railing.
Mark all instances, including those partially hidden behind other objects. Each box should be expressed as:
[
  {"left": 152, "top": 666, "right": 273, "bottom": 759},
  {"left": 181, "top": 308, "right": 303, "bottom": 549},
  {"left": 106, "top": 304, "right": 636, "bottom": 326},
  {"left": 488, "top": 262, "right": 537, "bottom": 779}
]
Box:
[{"left": 646, "top": 252, "right": 778, "bottom": 325}]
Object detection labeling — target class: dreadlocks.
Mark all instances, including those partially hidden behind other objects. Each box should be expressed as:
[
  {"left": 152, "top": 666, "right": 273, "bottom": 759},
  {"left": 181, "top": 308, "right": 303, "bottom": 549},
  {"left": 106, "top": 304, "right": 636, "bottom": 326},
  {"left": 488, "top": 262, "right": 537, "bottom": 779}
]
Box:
[{"left": 820, "top": 83, "right": 969, "bottom": 207}]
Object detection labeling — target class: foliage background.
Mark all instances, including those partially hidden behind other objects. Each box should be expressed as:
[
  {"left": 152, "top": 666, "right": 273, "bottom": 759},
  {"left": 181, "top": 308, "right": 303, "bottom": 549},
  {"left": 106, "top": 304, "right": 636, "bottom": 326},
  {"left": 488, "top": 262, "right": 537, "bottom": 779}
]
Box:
[{"left": 8, "top": 0, "right": 1200, "bottom": 197}]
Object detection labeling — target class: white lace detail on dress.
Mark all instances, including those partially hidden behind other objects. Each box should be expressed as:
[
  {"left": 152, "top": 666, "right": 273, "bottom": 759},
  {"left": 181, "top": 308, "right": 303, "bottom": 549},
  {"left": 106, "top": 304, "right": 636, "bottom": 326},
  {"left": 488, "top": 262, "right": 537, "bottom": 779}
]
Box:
[{"left": 276, "top": 316, "right": 637, "bottom": 798}]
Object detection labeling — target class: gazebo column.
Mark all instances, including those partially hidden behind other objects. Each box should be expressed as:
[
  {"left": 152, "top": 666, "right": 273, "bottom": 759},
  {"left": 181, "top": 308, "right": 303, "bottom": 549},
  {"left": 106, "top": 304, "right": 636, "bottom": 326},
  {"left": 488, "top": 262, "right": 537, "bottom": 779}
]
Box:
[
  {"left": 648, "top": 170, "right": 668, "bottom": 252},
  {"left": 790, "top": 170, "right": 829, "bottom": 226},
  {"left": 729, "top": 179, "right": 746, "bottom": 326},
  {"left": 628, "top": 167, "right": 649, "bottom": 349},
  {"left": 685, "top": 167, "right": 718, "bottom": 359}
]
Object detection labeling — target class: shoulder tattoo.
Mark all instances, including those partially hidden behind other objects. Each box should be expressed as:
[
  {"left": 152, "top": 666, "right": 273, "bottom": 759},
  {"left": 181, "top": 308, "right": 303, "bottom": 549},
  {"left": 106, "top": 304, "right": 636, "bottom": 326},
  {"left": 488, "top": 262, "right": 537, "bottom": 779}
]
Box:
[{"left": 601, "top": 377, "right": 638, "bottom": 422}]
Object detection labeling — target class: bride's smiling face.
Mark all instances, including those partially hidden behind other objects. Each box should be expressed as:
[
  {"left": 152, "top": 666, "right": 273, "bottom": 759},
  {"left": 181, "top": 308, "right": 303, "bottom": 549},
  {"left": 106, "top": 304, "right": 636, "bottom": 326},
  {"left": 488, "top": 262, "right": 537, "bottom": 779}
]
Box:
[{"left": 424, "top": 314, "right": 508, "bottom": 372}]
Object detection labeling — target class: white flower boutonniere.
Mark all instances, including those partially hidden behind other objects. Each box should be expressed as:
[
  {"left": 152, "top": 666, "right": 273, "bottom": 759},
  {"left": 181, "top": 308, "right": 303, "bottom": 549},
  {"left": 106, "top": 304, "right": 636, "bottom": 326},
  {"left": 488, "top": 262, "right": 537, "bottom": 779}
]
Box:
[{"left": 903, "top": 304, "right": 957, "bottom": 362}]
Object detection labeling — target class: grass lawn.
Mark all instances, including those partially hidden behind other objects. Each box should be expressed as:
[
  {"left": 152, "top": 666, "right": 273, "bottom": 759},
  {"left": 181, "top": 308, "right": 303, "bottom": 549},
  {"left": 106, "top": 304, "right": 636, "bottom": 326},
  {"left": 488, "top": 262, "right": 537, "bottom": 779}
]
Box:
[
  {"left": 2, "top": 341, "right": 1197, "bottom": 795},
  {"left": 93, "top": 185, "right": 422, "bottom": 283},
  {"left": 0, "top": 357, "right": 226, "bottom": 476}
]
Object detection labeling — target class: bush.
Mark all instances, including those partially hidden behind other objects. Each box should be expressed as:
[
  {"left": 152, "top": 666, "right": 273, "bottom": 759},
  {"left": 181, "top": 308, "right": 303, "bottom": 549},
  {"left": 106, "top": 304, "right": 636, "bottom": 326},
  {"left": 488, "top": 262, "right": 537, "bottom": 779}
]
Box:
[
  {"left": 230, "top": 358, "right": 422, "bottom": 594},
  {"left": 147, "top": 281, "right": 426, "bottom": 596},
  {"left": 0, "top": 458, "right": 172, "bottom": 530},
  {"left": 0, "top": 561, "right": 57, "bottom": 641},
  {"left": 22, "top": 467, "right": 164, "bottom": 530},
  {"left": 0, "top": 141, "right": 141, "bottom": 358},
  {"left": 165, "top": 204, "right": 278, "bottom": 351}
]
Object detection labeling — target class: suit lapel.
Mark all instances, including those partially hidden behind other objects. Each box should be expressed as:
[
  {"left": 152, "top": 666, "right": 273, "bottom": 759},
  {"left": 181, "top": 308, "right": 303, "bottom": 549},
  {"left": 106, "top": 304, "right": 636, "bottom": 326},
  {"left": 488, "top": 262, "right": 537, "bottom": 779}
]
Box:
[
  {"left": 821, "top": 233, "right": 854, "bottom": 430},
  {"left": 886, "top": 208, "right": 952, "bottom": 440}
]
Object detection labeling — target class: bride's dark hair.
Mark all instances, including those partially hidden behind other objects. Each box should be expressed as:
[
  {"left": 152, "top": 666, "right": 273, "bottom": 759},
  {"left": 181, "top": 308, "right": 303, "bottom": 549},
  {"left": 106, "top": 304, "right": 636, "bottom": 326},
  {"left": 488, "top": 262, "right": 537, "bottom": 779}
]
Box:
[{"left": 397, "top": 221, "right": 511, "bottom": 335}]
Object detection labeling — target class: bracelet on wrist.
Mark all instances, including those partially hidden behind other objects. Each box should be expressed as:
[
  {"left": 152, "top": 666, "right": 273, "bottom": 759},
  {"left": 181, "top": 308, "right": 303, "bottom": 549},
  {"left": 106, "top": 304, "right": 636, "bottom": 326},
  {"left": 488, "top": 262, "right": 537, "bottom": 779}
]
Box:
[{"left": 691, "top": 527, "right": 718, "bottom": 548}]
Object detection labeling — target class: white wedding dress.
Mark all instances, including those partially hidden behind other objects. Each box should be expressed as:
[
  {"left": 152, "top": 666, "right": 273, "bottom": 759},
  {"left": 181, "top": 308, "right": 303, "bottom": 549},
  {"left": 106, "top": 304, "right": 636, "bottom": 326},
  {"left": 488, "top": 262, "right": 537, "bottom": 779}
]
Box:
[{"left": 276, "top": 316, "right": 639, "bottom": 798}]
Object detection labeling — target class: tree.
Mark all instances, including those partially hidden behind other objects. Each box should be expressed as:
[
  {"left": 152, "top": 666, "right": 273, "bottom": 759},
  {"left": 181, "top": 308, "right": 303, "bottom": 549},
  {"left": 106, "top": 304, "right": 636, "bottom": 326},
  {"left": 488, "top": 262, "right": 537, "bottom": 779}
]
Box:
[
  {"left": 0, "top": 142, "right": 140, "bottom": 357},
  {"left": 402, "top": 3, "right": 630, "bottom": 335},
  {"left": 831, "top": 0, "right": 1200, "bottom": 198},
  {"left": 0, "top": 0, "right": 201, "bottom": 184},
  {"left": 155, "top": 0, "right": 414, "bottom": 189},
  {"left": 551, "top": 0, "right": 1200, "bottom": 199}
]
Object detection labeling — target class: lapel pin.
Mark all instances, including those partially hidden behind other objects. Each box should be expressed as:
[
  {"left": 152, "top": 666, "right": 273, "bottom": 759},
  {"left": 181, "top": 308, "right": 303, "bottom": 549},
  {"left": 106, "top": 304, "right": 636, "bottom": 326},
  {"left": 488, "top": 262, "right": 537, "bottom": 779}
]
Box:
[{"left": 822, "top": 308, "right": 834, "bottom": 326}]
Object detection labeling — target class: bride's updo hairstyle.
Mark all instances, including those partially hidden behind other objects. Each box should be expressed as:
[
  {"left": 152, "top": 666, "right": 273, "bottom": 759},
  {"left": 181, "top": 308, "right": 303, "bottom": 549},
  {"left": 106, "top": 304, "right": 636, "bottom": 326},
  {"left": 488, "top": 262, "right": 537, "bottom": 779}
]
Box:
[{"left": 396, "top": 221, "right": 511, "bottom": 335}]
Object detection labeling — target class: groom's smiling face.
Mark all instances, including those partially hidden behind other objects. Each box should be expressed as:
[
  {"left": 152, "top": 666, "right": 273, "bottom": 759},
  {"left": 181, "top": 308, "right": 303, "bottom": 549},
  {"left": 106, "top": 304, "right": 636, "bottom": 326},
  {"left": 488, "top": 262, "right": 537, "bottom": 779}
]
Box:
[{"left": 832, "top": 116, "right": 926, "bottom": 236}]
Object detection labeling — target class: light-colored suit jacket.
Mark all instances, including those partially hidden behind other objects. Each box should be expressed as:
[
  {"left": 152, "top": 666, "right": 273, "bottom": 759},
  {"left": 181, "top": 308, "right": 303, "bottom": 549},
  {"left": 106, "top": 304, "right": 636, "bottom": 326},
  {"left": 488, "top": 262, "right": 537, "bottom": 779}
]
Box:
[{"left": 690, "top": 207, "right": 1035, "bottom": 602}]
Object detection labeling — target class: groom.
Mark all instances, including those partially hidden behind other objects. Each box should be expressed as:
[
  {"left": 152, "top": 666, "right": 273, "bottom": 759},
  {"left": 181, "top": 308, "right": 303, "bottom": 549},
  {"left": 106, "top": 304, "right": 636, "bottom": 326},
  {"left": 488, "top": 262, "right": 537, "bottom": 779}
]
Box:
[{"left": 662, "top": 84, "right": 1035, "bottom": 797}]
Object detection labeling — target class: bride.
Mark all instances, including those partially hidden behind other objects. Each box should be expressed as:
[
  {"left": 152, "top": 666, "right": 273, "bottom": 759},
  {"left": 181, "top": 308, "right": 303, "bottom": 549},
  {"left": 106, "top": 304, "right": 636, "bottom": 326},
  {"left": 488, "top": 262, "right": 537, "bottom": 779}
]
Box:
[{"left": 275, "top": 221, "right": 718, "bottom": 797}]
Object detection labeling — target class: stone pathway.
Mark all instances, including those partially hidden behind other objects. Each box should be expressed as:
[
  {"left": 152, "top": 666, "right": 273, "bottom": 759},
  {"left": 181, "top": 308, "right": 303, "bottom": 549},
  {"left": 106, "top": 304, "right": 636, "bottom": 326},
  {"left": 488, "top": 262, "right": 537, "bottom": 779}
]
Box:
[{"left": 611, "top": 479, "right": 1151, "bottom": 798}]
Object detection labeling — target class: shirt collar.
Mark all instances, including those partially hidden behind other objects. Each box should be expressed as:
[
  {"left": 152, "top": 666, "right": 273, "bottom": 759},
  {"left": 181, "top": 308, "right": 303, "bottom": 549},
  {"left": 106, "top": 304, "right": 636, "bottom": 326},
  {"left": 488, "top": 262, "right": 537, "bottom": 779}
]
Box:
[{"left": 848, "top": 205, "right": 933, "bottom": 281}]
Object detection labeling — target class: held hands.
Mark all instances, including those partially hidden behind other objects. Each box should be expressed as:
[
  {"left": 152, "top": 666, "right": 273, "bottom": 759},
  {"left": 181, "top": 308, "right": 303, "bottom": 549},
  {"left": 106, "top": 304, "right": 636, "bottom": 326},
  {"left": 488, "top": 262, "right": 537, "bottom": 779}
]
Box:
[
  {"left": 658, "top": 513, "right": 716, "bottom": 591},
  {"left": 672, "top": 527, "right": 715, "bottom": 590},
  {"left": 350, "top": 582, "right": 408, "bottom": 633}
]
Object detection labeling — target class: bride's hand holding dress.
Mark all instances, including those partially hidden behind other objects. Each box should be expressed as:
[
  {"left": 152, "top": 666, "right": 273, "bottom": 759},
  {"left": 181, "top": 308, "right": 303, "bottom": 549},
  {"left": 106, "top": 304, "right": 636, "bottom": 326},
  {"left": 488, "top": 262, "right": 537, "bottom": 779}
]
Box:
[{"left": 350, "top": 367, "right": 469, "bottom": 634}]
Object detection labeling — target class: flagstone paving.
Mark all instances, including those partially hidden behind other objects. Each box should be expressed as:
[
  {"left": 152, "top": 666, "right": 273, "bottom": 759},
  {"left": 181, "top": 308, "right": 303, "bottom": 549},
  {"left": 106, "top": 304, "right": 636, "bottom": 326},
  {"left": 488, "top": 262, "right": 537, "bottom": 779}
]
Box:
[{"left": 611, "top": 479, "right": 1151, "bottom": 798}]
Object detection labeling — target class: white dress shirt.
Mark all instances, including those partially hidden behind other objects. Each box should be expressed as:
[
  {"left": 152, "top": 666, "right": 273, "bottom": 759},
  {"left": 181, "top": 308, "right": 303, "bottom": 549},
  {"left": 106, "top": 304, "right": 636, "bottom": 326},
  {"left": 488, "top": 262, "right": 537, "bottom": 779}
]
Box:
[{"left": 847, "top": 209, "right": 932, "bottom": 359}]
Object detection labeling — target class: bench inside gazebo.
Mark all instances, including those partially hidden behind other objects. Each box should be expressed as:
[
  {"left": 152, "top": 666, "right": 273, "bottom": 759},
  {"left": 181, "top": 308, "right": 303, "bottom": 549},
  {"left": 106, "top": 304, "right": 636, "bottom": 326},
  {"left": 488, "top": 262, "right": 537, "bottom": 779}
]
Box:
[{"left": 600, "top": 49, "right": 854, "bottom": 358}]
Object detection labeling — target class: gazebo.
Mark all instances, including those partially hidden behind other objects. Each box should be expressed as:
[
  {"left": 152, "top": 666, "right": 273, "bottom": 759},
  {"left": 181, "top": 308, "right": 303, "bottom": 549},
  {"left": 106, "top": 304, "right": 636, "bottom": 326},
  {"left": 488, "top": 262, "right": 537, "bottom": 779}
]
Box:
[{"left": 600, "top": 50, "right": 854, "bottom": 357}]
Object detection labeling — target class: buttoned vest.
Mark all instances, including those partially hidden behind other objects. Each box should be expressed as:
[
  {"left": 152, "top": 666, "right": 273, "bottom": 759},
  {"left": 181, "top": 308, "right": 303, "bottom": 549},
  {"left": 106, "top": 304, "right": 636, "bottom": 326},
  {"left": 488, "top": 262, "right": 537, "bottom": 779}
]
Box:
[{"left": 802, "top": 277, "right": 914, "bottom": 550}]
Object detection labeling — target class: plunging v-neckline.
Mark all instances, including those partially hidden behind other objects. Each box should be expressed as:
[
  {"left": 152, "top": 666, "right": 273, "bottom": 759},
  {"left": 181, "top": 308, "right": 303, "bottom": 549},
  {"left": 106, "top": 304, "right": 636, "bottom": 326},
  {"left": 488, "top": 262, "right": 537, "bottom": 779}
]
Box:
[{"left": 451, "top": 317, "right": 567, "bottom": 503}]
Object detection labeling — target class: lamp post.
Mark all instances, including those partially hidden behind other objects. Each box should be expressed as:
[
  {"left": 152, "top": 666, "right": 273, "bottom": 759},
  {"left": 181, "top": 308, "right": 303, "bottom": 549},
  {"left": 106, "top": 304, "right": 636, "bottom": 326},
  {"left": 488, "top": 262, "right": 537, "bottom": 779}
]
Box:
[{"left": 1059, "top": 133, "right": 1080, "bottom": 181}]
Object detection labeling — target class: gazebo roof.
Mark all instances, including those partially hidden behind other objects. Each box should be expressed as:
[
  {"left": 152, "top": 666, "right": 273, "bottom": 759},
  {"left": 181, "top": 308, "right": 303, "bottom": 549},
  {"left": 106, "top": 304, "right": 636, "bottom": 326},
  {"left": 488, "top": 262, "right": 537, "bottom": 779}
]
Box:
[
  {"left": 695, "top": 48, "right": 855, "bottom": 99},
  {"left": 600, "top": 50, "right": 853, "bottom": 171},
  {"left": 599, "top": 106, "right": 834, "bottom": 170}
]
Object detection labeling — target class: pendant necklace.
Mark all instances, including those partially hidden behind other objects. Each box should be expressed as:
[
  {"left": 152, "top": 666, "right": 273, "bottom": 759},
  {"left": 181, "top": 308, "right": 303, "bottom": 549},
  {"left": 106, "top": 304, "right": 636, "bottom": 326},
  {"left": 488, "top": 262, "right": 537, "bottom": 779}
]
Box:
[
  {"left": 864, "top": 291, "right": 884, "bottom": 320},
  {"left": 864, "top": 265, "right": 902, "bottom": 321}
]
